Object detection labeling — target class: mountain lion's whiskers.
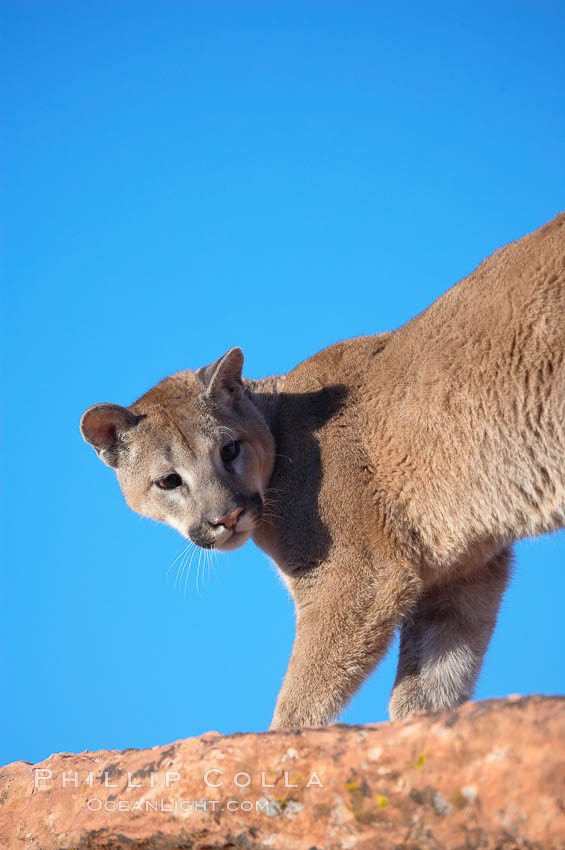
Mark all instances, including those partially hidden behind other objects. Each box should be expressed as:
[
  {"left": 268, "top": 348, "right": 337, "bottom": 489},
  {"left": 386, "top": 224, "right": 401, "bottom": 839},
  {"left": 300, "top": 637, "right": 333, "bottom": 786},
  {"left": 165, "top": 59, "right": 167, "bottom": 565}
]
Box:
[
  {"left": 174, "top": 544, "right": 193, "bottom": 590},
  {"left": 175, "top": 542, "right": 195, "bottom": 592},
  {"left": 196, "top": 547, "right": 205, "bottom": 596},
  {"left": 166, "top": 541, "right": 191, "bottom": 580},
  {"left": 183, "top": 544, "right": 199, "bottom": 598},
  {"left": 265, "top": 452, "right": 293, "bottom": 464}
]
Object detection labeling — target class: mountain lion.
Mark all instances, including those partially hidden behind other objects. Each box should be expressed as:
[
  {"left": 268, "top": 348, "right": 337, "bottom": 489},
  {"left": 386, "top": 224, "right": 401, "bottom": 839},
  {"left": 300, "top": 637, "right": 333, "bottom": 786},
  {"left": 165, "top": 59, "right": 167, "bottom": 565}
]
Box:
[{"left": 81, "top": 212, "right": 565, "bottom": 728}]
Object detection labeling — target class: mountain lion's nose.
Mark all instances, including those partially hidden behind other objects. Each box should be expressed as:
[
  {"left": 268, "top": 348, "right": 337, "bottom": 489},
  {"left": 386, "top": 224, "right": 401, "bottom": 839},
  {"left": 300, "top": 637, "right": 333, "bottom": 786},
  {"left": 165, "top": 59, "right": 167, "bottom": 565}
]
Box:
[{"left": 213, "top": 507, "right": 243, "bottom": 529}]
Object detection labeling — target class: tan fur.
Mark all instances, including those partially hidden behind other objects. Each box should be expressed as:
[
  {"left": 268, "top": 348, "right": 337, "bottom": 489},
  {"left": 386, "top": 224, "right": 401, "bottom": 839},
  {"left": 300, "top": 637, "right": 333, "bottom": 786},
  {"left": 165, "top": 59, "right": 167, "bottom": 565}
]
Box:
[{"left": 81, "top": 212, "right": 565, "bottom": 728}]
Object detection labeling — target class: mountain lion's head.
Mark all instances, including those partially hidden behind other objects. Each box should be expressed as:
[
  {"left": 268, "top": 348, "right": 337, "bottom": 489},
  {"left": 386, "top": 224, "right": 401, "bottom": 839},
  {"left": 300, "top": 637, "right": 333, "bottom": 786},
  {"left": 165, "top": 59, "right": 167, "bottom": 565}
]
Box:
[{"left": 80, "top": 348, "right": 275, "bottom": 551}]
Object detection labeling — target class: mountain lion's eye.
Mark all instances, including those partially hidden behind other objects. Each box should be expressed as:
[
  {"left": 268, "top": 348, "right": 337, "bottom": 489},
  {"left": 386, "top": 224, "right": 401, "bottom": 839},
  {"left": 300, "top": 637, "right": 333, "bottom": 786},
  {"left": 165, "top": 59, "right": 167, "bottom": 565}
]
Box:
[
  {"left": 220, "top": 441, "right": 240, "bottom": 463},
  {"left": 156, "top": 473, "right": 182, "bottom": 490}
]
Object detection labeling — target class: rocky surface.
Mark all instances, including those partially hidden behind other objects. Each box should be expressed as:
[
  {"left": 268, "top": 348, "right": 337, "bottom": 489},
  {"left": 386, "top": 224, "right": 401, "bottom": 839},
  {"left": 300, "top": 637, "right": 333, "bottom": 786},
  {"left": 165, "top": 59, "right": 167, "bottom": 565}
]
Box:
[{"left": 1, "top": 695, "right": 564, "bottom": 850}]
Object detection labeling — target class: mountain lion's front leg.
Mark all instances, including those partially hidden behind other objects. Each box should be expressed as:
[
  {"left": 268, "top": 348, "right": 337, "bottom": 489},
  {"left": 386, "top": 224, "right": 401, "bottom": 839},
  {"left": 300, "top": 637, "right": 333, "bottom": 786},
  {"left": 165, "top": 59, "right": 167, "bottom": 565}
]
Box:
[
  {"left": 389, "top": 548, "right": 512, "bottom": 720},
  {"left": 270, "top": 556, "right": 421, "bottom": 729}
]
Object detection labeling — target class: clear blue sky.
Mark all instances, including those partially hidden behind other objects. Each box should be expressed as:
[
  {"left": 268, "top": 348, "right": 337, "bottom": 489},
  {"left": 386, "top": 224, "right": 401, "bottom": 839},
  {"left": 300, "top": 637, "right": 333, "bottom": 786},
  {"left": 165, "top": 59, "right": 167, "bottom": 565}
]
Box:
[{"left": 1, "top": 1, "right": 564, "bottom": 767}]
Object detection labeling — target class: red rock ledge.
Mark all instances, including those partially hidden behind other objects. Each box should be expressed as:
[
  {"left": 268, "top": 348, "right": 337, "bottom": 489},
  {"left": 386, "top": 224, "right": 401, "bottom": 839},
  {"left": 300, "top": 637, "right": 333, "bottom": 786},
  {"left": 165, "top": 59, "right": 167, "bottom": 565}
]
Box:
[{"left": 1, "top": 696, "right": 564, "bottom": 850}]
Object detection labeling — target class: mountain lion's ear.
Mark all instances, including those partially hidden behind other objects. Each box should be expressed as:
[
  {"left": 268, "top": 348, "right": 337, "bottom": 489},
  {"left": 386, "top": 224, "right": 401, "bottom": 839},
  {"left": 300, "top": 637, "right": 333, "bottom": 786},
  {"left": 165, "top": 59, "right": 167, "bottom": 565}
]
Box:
[
  {"left": 80, "top": 403, "right": 141, "bottom": 468},
  {"left": 196, "top": 347, "right": 244, "bottom": 402}
]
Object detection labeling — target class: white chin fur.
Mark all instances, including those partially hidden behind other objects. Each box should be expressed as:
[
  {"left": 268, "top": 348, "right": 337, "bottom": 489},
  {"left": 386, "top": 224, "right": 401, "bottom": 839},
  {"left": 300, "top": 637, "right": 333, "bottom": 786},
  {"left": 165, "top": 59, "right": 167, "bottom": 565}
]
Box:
[{"left": 215, "top": 529, "right": 252, "bottom": 551}]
